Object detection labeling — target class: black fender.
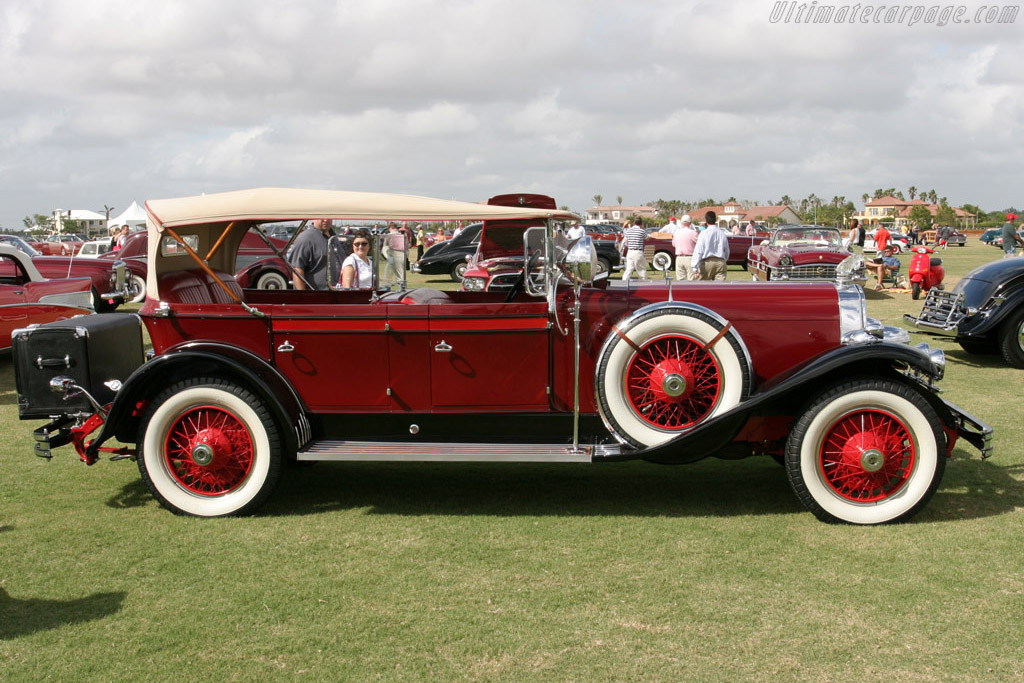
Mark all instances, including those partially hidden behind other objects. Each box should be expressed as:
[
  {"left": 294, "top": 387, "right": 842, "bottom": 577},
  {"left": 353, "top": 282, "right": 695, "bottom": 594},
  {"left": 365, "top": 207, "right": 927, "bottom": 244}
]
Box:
[
  {"left": 602, "top": 341, "right": 948, "bottom": 464},
  {"left": 86, "top": 343, "right": 309, "bottom": 458},
  {"left": 959, "top": 286, "right": 1024, "bottom": 339}
]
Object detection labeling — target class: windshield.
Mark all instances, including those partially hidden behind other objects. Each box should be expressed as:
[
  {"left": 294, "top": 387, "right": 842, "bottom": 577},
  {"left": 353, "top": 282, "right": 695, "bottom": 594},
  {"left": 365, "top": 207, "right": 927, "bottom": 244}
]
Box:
[
  {"left": 771, "top": 227, "right": 842, "bottom": 248},
  {"left": 0, "top": 235, "right": 41, "bottom": 257}
]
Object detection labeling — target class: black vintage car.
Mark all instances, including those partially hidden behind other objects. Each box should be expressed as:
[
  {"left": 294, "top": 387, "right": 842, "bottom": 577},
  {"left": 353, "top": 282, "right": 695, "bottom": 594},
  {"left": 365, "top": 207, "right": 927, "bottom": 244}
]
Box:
[
  {"left": 411, "top": 222, "right": 482, "bottom": 281},
  {"left": 905, "top": 258, "right": 1024, "bottom": 367}
]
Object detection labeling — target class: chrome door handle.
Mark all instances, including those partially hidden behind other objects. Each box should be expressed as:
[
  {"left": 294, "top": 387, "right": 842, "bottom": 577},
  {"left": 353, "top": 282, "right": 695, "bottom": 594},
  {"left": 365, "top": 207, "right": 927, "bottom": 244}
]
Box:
[
  {"left": 277, "top": 340, "right": 295, "bottom": 353},
  {"left": 434, "top": 340, "right": 452, "bottom": 353}
]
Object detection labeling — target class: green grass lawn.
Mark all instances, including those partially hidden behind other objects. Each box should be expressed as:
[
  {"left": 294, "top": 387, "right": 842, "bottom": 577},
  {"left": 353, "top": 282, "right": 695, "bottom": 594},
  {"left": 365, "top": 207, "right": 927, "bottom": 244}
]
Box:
[{"left": 1, "top": 239, "right": 1022, "bottom": 681}]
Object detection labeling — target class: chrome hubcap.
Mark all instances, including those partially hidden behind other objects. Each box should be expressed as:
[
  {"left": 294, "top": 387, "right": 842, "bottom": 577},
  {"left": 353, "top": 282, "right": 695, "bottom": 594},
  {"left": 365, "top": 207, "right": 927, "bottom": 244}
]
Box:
[
  {"left": 662, "top": 373, "right": 687, "bottom": 398},
  {"left": 191, "top": 443, "right": 214, "bottom": 467},
  {"left": 860, "top": 448, "right": 885, "bottom": 473}
]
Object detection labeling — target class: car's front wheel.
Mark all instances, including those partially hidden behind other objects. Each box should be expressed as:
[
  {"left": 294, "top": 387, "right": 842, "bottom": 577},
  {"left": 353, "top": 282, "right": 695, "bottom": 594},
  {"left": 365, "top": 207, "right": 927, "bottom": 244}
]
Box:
[
  {"left": 998, "top": 307, "right": 1024, "bottom": 368},
  {"left": 137, "top": 378, "right": 283, "bottom": 517},
  {"left": 785, "top": 378, "right": 945, "bottom": 524},
  {"left": 128, "top": 274, "right": 146, "bottom": 303}
]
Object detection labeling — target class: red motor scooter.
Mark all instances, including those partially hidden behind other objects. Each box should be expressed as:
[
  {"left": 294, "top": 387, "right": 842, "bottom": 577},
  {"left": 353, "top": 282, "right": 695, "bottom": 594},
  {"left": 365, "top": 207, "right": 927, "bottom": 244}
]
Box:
[{"left": 907, "top": 245, "right": 944, "bottom": 300}]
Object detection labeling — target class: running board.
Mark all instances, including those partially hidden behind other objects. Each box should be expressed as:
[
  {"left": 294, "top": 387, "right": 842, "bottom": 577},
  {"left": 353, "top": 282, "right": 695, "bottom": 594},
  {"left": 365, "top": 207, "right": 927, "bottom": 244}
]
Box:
[{"left": 296, "top": 440, "right": 623, "bottom": 462}]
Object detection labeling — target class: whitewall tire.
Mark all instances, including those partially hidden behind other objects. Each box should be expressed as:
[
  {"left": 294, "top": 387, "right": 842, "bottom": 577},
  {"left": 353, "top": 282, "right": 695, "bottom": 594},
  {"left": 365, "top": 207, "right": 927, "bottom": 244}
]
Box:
[
  {"left": 137, "top": 378, "right": 283, "bottom": 517},
  {"left": 255, "top": 270, "right": 288, "bottom": 290},
  {"left": 785, "top": 379, "right": 945, "bottom": 525}
]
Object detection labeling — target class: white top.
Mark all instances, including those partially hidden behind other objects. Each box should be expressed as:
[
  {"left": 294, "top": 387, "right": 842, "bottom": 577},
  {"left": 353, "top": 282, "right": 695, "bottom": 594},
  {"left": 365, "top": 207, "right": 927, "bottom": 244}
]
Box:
[
  {"left": 567, "top": 225, "right": 586, "bottom": 240},
  {"left": 342, "top": 253, "right": 373, "bottom": 289}
]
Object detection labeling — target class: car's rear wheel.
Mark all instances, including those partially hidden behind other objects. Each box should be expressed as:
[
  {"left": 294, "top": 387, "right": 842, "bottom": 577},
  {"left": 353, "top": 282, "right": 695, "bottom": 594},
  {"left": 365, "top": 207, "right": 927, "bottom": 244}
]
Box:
[
  {"left": 255, "top": 270, "right": 288, "bottom": 290},
  {"left": 596, "top": 257, "right": 611, "bottom": 277},
  {"left": 785, "top": 378, "right": 945, "bottom": 524},
  {"left": 596, "top": 309, "right": 750, "bottom": 448},
  {"left": 137, "top": 378, "right": 283, "bottom": 517},
  {"left": 451, "top": 261, "right": 469, "bottom": 282},
  {"left": 997, "top": 307, "right": 1024, "bottom": 368}
]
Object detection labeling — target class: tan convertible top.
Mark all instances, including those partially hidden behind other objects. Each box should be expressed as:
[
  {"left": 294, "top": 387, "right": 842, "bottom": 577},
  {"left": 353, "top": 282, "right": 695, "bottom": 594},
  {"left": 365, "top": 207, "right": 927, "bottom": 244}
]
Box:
[{"left": 145, "top": 187, "right": 577, "bottom": 229}]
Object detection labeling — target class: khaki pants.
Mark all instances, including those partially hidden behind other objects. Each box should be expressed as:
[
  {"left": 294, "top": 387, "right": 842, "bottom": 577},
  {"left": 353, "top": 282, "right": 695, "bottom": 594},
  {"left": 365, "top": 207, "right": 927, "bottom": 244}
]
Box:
[
  {"left": 699, "top": 257, "right": 727, "bottom": 281},
  {"left": 675, "top": 255, "right": 693, "bottom": 281},
  {"left": 622, "top": 251, "right": 648, "bottom": 280}
]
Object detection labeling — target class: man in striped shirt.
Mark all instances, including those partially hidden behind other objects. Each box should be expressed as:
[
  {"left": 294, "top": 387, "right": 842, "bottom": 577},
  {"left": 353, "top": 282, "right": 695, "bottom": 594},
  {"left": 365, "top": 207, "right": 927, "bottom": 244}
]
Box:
[{"left": 620, "top": 217, "right": 648, "bottom": 280}]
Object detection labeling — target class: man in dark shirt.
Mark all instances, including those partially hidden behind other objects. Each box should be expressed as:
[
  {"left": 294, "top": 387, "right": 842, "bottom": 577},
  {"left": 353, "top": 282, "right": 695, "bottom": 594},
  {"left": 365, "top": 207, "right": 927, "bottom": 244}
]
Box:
[
  {"left": 1002, "top": 214, "right": 1023, "bottom": 258},
  {"left": 290, "top": 219, "right": 335, "bottom": 289}
]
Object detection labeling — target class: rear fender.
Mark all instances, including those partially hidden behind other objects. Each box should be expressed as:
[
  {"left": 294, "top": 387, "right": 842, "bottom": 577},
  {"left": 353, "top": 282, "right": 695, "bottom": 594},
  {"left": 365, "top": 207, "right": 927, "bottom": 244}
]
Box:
[{"left": 87, "top": 344, "right": 308, "bottom": 458}]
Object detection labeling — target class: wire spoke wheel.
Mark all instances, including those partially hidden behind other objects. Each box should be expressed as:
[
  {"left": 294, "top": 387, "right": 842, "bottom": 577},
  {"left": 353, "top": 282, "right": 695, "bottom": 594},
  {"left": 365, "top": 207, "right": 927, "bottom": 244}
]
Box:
[
  {"left": 818, "top": 408, "right": 914, "bottom": 503},
  {"left": 625, "top": 335, "right": 721, "bottom": 430},
  {"left": 164, "top": 405, "right": 255, "bottom": 496}
]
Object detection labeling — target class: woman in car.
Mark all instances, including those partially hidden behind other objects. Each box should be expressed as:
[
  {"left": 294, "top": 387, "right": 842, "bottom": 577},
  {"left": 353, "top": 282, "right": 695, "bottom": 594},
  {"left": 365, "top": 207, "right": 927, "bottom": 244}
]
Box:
[{"left": 340, "top": 230, "right": 374, "bottom": 289}]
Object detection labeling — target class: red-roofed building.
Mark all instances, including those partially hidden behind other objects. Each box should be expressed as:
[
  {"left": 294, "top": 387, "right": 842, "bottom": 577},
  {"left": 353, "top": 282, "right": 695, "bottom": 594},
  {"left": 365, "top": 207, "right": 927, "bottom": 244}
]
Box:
[
  {"left": 853, "top": 196, "right": 976, "bottom": 229},
  {"left": 585, "top": 204, "right": 659, "bottom": 224}
]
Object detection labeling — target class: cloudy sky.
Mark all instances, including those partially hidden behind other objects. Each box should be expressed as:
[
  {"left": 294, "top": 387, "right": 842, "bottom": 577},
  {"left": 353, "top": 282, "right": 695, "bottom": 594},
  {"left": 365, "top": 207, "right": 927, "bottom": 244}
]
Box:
[{"left": 1, "top": 0, "right": 1021, "bottom": 229}]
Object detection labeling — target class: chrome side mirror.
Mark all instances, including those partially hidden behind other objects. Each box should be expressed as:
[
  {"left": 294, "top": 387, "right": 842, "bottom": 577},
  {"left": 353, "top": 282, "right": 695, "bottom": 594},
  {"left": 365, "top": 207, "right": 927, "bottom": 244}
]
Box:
[{"left": 560, "top": 236, "right": 598, "bottom": 285}]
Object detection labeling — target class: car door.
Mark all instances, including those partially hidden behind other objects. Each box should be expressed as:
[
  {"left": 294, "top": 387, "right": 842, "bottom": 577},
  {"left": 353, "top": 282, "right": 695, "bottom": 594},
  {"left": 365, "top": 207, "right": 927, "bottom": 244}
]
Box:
[
  {"left": 425, "top": 299, "right": 551, "bottom": 410},
  {"left": 270, "top": 299, "right": 391, "bottom": 410}
]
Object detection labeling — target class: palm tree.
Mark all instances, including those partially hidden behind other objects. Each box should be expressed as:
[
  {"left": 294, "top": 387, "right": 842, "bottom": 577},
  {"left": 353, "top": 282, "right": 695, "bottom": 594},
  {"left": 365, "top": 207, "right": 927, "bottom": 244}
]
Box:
[
  {"left": 616, "top": 195, "right": 623, "bottom": 206},
  {"left": 592, "top": 194, "right": 603, "bottom": 206},
  {"left": 780, "top": 194, "right": 792, "bottom": 207},
  {"left": 908, "top": 186, "right": 917, "bottom": 201}
]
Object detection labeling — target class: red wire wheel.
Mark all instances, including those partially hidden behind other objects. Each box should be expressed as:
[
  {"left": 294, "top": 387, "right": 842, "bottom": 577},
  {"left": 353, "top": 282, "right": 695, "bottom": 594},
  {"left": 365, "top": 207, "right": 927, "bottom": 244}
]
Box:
[
  {"left": 624, "top": 334, "right": 722, "bottom": 430},
  {"left": 818, "top": 408, "right": 916, "bottom": 503},
  {"left": 163, "top": 405, "right": 255, "bottom": 496}
]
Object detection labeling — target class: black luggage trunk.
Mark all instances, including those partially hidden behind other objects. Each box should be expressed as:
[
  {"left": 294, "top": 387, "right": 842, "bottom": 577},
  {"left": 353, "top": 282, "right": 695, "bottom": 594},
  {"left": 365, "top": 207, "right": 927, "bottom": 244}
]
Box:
[{"left": 13, "top": 313, "right": 144, "bottom": 420}]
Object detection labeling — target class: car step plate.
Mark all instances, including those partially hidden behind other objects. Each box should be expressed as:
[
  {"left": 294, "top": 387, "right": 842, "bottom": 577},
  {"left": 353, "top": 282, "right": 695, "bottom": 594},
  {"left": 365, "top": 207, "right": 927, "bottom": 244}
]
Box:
[{"left": 297, "top": 441, "right": 620, "bottom": 462}]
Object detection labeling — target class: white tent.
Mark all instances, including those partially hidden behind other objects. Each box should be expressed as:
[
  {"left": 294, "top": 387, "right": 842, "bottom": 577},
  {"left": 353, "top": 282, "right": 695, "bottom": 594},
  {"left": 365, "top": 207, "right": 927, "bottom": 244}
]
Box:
[{"left": 107, "top": 201, "right": 147, "bottom": 231}]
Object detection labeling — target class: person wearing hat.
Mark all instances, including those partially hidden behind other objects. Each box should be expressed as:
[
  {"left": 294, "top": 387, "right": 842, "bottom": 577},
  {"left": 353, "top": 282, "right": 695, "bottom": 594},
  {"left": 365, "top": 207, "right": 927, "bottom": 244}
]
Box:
[
  {"left": 868, "top": 245, "right": 901, "bottom": 290},
  {"left": 1002, "top": 213, "right": 1024, "bottom": 258},
  {"left": 665, "top": 216, "right": 680, "bottom": 234},
  {"left": 671, "top": 214, "right": 698, "bottom": 280}
]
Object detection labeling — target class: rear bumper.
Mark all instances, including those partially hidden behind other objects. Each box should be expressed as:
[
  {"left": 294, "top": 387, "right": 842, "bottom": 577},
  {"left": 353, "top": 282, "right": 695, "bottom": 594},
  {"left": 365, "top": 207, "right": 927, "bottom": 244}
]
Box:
[{"left": 942, "top": 397, "right": 994, "bottom": 459}]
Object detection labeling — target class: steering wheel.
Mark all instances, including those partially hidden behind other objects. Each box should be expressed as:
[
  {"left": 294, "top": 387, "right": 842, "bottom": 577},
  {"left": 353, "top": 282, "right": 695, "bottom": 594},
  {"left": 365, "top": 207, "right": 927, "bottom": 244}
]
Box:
[{"left": 505, "top": 248, "right": 542, "bottom": 302}]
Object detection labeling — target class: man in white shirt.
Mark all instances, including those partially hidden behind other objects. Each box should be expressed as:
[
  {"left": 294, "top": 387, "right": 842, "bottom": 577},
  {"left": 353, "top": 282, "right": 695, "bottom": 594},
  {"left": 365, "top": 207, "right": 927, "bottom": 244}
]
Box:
[
  {"left": 567, "top": 224, "right": 586, "bottom": 240},
  {"left": 691, "top": 211, "right": 730, "bottom": 280},
  {"left": 664, "top": 216, "right": 680, "bottom": 234}
]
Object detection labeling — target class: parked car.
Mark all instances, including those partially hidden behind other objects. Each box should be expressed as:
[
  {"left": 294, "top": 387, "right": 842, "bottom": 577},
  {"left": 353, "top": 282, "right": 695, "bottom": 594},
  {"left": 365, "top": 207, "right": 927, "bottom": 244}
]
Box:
[
  {"left": 0, "top": 234, "right": 129, "bottom": 311},
  {"left": 920, "top": 227, "right": 967, "bottom": 247},
  {"left": 905, "top": 258, "right": 1024, "bottom": 367},
  {"left": 462, "top": 205, "right": 623, "bottom": 292},
  {"left": 864, "top": 231, "right": 911, "bottom": 254},
  {"left": 980, "top": 228, "right": 1002, "bottom": 245},
  {"left": 645, "top": 227, "right": 770, "bottom": 270},
  {"left": 97, "top": 231, "right": 148, "bottom": 303},
  {"left": 412, "top": 222, "right": 482, "bottom": 281},
  {"left": 11, "top": 187, "right": 992, "bottom": 526},
  {"left": 0, "top": 245, "right": 93, "bottom": 350},
  {"left": 747, "top": 225, "right": 867, "bottom": 285},
  {"left": 29, "top": 233, "right": 85, "bottom": 256},
  {"left": 76, "top": 238, "right": 115, "bottom": 258},
  {"left": 981, "top": 228, "right": 1024, "bottom": 249}
]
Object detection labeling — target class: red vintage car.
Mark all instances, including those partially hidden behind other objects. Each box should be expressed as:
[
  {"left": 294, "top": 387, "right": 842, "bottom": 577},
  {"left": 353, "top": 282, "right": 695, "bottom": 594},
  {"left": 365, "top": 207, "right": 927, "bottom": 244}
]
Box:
[
  {"left": 0, "top": 235, "right": 129, "bottom": 310},
  {"left": 13, "top": 188, "right": 991, "bottom": 525},
  {"left": 1, "top": 245, "right": 94, "bottom": 350},
  {"left": 747, "top": 225, "right": 867, "bottom": 286},
  {"left": 645, "top": 227, "right": 770, "bottom": 270},
  {"left": 29, "top": 233, "right": 85, "bottom": 256}
]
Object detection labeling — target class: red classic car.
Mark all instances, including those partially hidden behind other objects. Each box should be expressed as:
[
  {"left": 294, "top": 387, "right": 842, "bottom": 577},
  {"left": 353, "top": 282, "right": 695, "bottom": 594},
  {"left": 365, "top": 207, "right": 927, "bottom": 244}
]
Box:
[
  {"left": 13, "top": 188, "right": 991, "bottom": 525},
  {"left": 645, "top": 227, "right": 770, "bottom": 270},
  {"left": 0, "top": 235, "right": 129, "bottom": 310},
  {"left": 29, "top": 233, "right": 85, "bottom": 256},
  {"left": 1, "top": 245, "right": 94, "bottom": 350},
  {"left": 748, "top": 225, "right": 867, "bottom": 285}
]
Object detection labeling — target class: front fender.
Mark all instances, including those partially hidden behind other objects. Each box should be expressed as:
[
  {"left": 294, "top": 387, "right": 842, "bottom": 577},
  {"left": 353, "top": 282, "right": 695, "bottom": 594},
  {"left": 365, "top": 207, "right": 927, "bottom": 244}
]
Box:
[
  {"left": 960, "top": 287, "right": 1024, "bottom": 338},
  {"left": 601, "top": 341, "right": 945, "bottom": 464},
  {"left": 87, "top": 344, "right": 309, "bottom": 458}
]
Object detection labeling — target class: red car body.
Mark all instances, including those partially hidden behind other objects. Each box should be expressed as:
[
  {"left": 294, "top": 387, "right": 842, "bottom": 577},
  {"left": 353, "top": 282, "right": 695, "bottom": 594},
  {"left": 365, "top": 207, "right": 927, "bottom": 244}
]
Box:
[
  {"left": 0, "top": 245, "right": 93, "bottom": 350},
  {"left": 646, "top": 228, "right": 770, "bottom": 269},
  {"left": 0, "top": 235, "right": 129, "bottom": 310},
  {"left": 13, "top": 188, "right": 991, "bottom": 525},
  {"left": 747, "top": 225, "right": 866, "bottom": 285},
  {"left": 29, "top": 234, "right": 85, "bottom": 256}
]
